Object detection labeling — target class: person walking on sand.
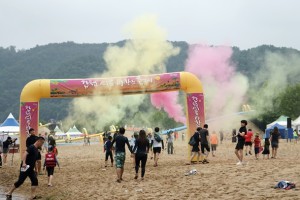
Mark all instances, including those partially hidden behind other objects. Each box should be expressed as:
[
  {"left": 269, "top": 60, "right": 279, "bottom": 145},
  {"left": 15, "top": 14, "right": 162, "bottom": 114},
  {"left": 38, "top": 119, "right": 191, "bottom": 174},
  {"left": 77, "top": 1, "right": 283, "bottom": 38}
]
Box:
[
  {"left": 166, "top": 131, "right": 174, "bottom": 154},
  {"left": 43, "top": 145, "right": 60, "bottom": 187},
  {"left": 244, "top": 128, "right": 253, "bottom": 156},
  {"left": 104, "top": 136, "right": 113, "bottom": 167},
  {"left": 235, "top": 120, "right": 247, "bottom": 165},
  {"left": 210, "top": 131, "right": 218, "bottom": 157},
  {"left": 270, "top": 126, "right": 280, "bottom": 159},
  {"left": 133, "top": 129, "right": 150, "bottom": 180},
  {"left": 200, "top": 124, "right": 210, "bottom": 164},
  {"left": 262, "top": 138, "right": 270, "bottom": 159},
  {"left": 190, "top": 127, "right": 201, "bottom": 164},
  {"left": 111, "top": 127, "right": 132, "bottom": 183},
  {"left": 6, "top": 137, "right": 45, "bottom": 200},
  {"left": 253, "top": 133, "right": 261, "bottom": 160},
  {"left": 151, "top": 127, "right": 164, "bottom": 167},
  {"left": 2, "top": 137, "right": 14, "bottom": 165}
]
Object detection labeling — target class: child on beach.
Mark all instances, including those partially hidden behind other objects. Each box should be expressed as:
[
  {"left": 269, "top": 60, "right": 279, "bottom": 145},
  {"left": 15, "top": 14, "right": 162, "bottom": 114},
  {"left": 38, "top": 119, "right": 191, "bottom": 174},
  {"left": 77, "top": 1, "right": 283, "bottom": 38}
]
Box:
[
  {"left": 43, "top": 145, "right": 60, "bottom": 187},
  {"left": 262, "top": 138, "right": 270, "bottom": 159},
  {"left": 253, "top": 133, "right": 261, "bottom": 160},
  {"left": 104, "top": 136, "right": 113, "bottom": 167}
]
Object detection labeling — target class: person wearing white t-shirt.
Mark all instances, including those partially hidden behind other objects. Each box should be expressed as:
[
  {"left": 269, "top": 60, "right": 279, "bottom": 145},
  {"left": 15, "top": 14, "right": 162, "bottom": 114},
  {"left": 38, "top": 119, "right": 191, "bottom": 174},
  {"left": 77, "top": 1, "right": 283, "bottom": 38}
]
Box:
[{"left": 151, "top": 127, "right": 164, "bottom": 167}]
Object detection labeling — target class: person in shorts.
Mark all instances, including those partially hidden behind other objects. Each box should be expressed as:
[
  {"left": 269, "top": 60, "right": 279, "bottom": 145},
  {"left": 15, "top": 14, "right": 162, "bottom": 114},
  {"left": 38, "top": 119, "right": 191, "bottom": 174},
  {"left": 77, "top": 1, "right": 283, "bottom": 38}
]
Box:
[
  {"left": 244, "top": 128, "right": 253, "bottom": 156},
  {"left": 200, "top": 124, "right": 210, "bottom": 164},
  {"left": 43, "top": 145, "right": 60, "bottom": 186},
  {"left": 104, "top": 136, "right": 113, "bottom": 167},
  {"left": 235, "top": 120, "right": 247, "bottom": 165},
  {"left": 210, "top": 131, "right": 218, "bottom": 157},
  {"left": 2, "top": 137, "right": 13, "bottom": 165},
  {"left": 190, "top": 127, "right": 201, "bottom": 164},
  {"left": 270, "top": 126, "right": 280, "bottom": 159},
  {"left": 111, "top": 127, "right": 132, "bottom": 183},
  {"left": 6, "top": 137, "right": 45, "bottom": 200},
  {"left": 151, "top": 127, "right": 164, "bottom": 167}
]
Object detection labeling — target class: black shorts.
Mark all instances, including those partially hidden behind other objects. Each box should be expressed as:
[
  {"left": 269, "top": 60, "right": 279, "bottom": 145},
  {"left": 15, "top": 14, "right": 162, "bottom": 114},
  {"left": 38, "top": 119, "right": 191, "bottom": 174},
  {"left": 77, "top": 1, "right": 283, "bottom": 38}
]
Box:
[
  {"left": 271, "top": 142, "right": 279, "bottom": 148},
  {"left": 37, "top": 152, "right": 41, "bottom": 160},
  {"left": 201, "top": 143, "right": 210, "bottom": 154},
  {"left": 254, "top": 147, "right": 260, "bottom": 155},
  {"left": 245, "top": 142, "right": 252, "bottom": 146},
  {"left": 235, "top": 141, "right": 245, "bottom": 150},
  {"left": 153, "top": 147, "right": 161, "bottom": 154},
  {"left": 211, "top": 144, "right": 217, "bottom": 151},
  {"left": 105, "top": 151, "right": 113, "bottom": 162},
  {"left": 46, "top": 167, "right": 55, "bottom": 176},
  {"left": 192, "top": 145, "right": 200, "bottom": 152}
]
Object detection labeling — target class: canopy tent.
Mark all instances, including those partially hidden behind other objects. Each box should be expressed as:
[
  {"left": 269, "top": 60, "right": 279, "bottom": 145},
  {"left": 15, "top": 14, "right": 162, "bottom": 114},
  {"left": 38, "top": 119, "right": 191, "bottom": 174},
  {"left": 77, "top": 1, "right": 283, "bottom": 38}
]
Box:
[
  {"left": 266, "top": 115, "right": 293, "bottom": 129},
  {"left": 293, "top": 116, "right": 300, "bottom": 126},
  {"left": 0, "top": 113, "right": 19, "bottom": 134},
  {"left": 54, "top": 125, "right": 66, "bottom": 136},
  {"left": 66, "top": 125, "right": 83, "bottom": 137},
  {"left": 265, "top": 123, "right": 287, "bottom": 139},
  {"left": 294, "top": 116, "right": 300, "bottom": 133}
]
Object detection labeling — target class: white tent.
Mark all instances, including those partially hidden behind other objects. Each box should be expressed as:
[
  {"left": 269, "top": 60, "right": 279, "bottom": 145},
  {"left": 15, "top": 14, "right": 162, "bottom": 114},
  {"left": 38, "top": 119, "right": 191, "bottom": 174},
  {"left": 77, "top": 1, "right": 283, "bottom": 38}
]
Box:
[
  {"left": 294, "top": 116, "right": 300, "bottom": 132},
  {"left": 294, "top": 116, "right": 300, "bottom": 126},
  {"left": 54, "top": 125, "right": 66, "bottom": 136},
  {"left": 66, "top": 125, "right": 83, "bottom": 137},
  {"left": 0, "top": 113, "right": 19, "bottom": 134},
  {"left": 267, "top": 115, "right": 294, "bottom": 128}
]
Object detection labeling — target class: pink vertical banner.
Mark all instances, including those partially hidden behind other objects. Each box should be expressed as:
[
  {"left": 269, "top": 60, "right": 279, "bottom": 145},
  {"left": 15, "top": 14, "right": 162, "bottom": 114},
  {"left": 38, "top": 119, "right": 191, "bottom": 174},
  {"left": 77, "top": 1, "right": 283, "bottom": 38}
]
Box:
[
  {"left": 186, "top": 93, "right": 205, "bottom": 137},
  {"left": 20, "top": 102, "right": 39, "bottom": 153}
]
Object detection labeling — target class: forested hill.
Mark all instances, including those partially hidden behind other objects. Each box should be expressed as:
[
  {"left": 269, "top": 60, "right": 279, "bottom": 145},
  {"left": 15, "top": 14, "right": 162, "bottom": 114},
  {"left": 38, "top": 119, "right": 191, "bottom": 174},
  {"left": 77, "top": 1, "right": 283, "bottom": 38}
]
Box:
[{"left": 0, "top": 41, "right": 299, "bottom": 125}]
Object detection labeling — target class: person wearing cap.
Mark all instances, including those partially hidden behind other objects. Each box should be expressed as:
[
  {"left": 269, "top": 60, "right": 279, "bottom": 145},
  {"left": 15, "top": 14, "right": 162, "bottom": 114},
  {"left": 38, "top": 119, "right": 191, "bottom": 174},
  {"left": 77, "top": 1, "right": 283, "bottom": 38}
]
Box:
[
  {"left": 6, "top": 137, "right": 45, "bottom": 200},
  {"left": 43, "top": 145, "right": 60, "bottom": 187},
  {"left": 235, "top": 120, "right": 247, "bottom": 165}
]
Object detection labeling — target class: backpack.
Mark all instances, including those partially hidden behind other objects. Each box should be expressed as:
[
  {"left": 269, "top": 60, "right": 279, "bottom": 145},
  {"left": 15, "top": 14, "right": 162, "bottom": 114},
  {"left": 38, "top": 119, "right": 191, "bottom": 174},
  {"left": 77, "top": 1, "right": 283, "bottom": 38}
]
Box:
[
  {"left": 154, "top": 133, "right": 162, "bottom": 142},
  {"left": 188, "top": 134, "right": 197, "bottom": 146}
]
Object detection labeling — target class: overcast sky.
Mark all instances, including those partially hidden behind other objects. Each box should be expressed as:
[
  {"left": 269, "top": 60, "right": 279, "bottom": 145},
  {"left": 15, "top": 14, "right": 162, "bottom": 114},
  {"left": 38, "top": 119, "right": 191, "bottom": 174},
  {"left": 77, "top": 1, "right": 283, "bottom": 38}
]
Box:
[{"left": 0, "top": 0, "right": 299, "bottom": 50}]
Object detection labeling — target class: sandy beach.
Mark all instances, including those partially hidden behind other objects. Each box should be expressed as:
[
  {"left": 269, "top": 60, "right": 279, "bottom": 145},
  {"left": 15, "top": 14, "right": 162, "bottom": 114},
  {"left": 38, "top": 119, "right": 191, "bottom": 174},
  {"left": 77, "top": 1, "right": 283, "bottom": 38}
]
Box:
[{"left": 1, "top": 136, "right": 300, "bottom": 200}]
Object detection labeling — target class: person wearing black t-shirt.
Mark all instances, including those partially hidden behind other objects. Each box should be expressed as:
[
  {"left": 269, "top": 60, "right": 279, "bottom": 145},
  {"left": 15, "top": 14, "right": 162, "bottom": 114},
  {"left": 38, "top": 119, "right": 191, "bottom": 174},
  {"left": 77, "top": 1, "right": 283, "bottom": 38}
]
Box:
[
  {"left": 6, "top": 137, "right": 45, "bottom": 200},
  {"left": 235, "top": 120, "right": 247, "bottom": 165},
  {"left": 26, "top": 128, "right": 38, "bottom": 148},
  {"left": 270, "top": 126, "right": 280, "bottom": 159},
  {"left": 200, "top": 124, "right": 210, "bottom": 164},
  {"left": 133, "top": 129, "right": 150, "bottom": 180},
  {"left": 111, "top": 127, "right": 132, "bottom": 183}
]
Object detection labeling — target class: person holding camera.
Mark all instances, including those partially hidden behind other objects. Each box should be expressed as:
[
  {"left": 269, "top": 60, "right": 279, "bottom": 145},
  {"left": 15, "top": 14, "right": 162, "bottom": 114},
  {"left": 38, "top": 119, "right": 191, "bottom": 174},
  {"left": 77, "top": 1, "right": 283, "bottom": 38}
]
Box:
[{"left": 2, "top": 137, "right": 17, "bottom": 165}]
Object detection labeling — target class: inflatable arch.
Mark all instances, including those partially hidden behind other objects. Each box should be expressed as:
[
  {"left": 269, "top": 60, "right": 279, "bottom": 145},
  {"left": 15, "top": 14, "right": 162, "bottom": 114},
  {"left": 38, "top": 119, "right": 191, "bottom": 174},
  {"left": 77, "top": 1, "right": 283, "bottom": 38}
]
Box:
[{"left": 19, "top": 72, "right": 205, "bottom": 158}]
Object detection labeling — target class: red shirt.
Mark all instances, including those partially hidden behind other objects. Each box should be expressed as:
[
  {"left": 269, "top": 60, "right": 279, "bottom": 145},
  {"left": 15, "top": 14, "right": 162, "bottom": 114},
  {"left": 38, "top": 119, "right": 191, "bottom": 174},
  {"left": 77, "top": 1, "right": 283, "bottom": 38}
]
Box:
[
  {"left": 245, "top": 131, "right": 253, "bottom": 142},
  {"left": 254, "top": 137, "right": 261, "bottom": 147}
]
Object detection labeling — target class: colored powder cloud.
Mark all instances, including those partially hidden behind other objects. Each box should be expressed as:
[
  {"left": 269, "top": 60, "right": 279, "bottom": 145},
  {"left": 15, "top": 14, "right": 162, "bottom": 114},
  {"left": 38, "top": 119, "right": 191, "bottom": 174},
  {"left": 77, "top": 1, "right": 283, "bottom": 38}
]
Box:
[
  {"left": 151, "top": 91, "right": 186, "bottom": 124},
  {"left": 185, "top": 44, "right": 249, "bottom": 129},
  {"left": 63, "top": 15, "right": 180, "bottom": 131}
]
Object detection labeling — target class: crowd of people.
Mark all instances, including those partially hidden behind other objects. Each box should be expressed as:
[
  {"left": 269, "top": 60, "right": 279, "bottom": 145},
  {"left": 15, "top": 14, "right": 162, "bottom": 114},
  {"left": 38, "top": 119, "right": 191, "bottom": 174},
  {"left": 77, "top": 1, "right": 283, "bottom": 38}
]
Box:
[
  {"left": 1, "top": 121, "right": 295, "bottom": 199},
  {"left": 5, "top": 128, "right": 59, "bottom": 200}
]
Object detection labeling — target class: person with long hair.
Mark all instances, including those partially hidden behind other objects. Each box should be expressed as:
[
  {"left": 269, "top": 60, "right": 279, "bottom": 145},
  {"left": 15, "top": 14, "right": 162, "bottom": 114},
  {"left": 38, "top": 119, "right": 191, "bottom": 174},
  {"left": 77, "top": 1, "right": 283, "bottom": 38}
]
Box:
[
  {"left": 133, "top": 129, "right": 150, "bottom": 180},
  {"left": 270, "top": 126, "right": 280, "bottom": 159}
]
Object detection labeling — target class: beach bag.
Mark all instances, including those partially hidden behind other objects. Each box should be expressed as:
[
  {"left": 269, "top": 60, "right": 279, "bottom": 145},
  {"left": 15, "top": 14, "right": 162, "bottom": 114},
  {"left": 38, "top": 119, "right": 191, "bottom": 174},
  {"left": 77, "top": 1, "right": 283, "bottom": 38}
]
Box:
[
  {"left": 154, "top": 133, "right": 162, "bottom": 142},
  {"left": 188, "top": 135, "right": 196, "bottom": 146},
  {"left": 275, "top": 180, "right": 296, "bottom": 190}
]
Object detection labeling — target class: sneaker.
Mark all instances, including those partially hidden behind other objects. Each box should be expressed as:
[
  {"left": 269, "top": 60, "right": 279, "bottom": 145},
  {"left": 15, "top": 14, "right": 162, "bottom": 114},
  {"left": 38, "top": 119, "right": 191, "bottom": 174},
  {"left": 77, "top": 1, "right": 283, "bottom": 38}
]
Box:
[
  {"left": 6, "top": 194, "right": 12, "bottom": 200},
  {"left": 236, "top": 161, "right": 242, "bottom": 165},
  {"left": 249, "top": 151, "right": 252, "bottom": 155},
  {"left": 245, "top": 153, "right": 248, "bottom": 156}
]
